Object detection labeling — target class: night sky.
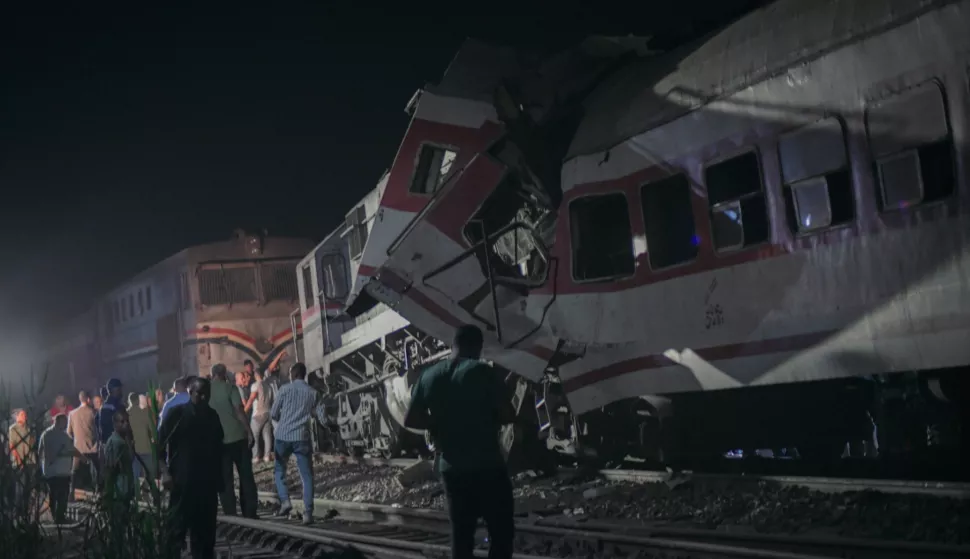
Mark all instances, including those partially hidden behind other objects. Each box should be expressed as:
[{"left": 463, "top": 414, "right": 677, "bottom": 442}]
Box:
[{"left": 0, "top": 1, "right": 767, "bottom": 351}]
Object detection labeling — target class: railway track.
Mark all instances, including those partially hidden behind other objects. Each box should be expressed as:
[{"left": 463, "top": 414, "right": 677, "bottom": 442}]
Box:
[
  {"left": 69, "top": 472, "right": 970, "bottom": 559},
  {"left": 253, "top": 491, "right": 970, "bottom": 559}
]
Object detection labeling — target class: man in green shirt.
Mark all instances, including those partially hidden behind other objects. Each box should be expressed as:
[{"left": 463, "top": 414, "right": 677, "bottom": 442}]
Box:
[
  {"left": 102, "top": 408, "right": 136, "bottom": 502},
  {"left": 207, "top": 363, "right": 257, "bottom": 518},
  {"left": 405, "top": 324, "right": 516, "bottom": 559}
]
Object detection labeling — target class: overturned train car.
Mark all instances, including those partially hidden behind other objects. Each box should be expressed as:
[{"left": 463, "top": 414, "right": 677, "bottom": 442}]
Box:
[{"left": 364, "top": 0, "right": 970, "bottom": 466}]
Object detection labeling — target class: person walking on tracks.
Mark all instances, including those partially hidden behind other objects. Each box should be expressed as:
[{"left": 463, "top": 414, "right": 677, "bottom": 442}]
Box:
[
  {"left": 158, "top": 376, "right": 225, "bottom": 559},
  {"left": 270, "top": 361, "right": 325, "bottom": 525},
  {"left": 207, "top": 363, "right": 258, "bottom": 518},
  {"left": 405, "top": 324, "right": 516, "bottom": 559}
]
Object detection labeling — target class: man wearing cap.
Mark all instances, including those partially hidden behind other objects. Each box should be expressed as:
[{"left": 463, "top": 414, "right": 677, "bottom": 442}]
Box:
[{"left": 97, "top": 378, "right": 125, "bottom": 445}]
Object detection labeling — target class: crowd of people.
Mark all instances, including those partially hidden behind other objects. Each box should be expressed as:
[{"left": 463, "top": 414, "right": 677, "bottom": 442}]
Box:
[
  {"left": 6, "top": 324, "right": 518, "bottom": 559},
  {"left": 4, "top": 351, "right": 295, "bottom": 556}
]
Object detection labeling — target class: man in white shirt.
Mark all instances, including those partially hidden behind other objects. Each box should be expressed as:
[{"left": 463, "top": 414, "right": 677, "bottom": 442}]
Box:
[
  {"left": 39, "top": 414, "right": 87, "bottom": 523},
  {"left": 248, "top": 370, "right": 275, "bottom": 463}
]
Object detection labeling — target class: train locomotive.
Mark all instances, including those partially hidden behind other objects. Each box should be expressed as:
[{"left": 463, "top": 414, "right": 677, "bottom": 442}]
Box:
[{"left": 31, "top": 231, "right": 313, "bottom": 403}]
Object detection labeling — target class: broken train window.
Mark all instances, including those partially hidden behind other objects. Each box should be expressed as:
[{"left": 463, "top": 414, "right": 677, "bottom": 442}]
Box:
[
  {"left": 778, "top": 117, "right": 854, "bottom": 234},
  {"left": 704, "top": 151, "right": 770, "bottom": 252},
  {"left": 640, "top": 174, "right": 698, "bottom": 269},
  {"left": 569, "top": 193, "right": 635, "bottom": 281},
  {"left": 410, "top": 143, "right": 458, "bottom": 195},
  {"left": 463, "top": 176, "right": 551, "bottom": 285},
  {"left": 866, "top": 80, "right": 954, "bottom": 210}
]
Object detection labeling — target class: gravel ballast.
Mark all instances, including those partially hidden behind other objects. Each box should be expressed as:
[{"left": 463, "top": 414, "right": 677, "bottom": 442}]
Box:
[{"left": 249, "top": 458, "right": 970, "bottom": 545}]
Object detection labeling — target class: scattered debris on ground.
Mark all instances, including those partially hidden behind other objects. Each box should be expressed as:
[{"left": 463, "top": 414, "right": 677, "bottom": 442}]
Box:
[{"left": 250, "top": 460, "right": 970, "bottom": 544}]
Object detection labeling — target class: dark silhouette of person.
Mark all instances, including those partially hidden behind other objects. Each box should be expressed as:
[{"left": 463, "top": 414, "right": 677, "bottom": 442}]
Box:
[
  {"left": 405, "top": 324, "right": 516, "bottom": 559},
  {"left": 158, "top": 376, "right": 224, "bottom": 559}
]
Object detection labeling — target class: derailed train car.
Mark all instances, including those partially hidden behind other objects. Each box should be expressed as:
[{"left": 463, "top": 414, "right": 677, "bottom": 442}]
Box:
[
  {"left": 296, "top": 176, "right": 452, "bottom": 457},
  {"left": 34, "top": 231, "right": 312, "bottom": 399},
  {"left": 363, "top": 0, "right": 970, "bottom": 465}
]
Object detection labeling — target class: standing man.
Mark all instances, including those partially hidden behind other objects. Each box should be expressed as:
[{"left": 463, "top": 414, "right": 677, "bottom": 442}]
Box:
[
  {"left": 38, "top": 413, "right": 86, "bottom": 523},
  {"left": 102, "top": 408, "right": 136, "bottom": 503},
  {"left": 270, "top": 362, "right": 325, "bottom": 525},
  {"left": 405, "top": 324, "right": 516, "bottom": 559},
  {"left": 159, "top": 377, "right": 225, "bottom": 559},
  {"left": 207, "top": 364, "right": 257, "bottom": 518},
  {"left": 67, "top": 390, "right": 99, "bottom": 490},
  {"left": 8, "top": 409, "right": 36, "bottom": 511},
  {"left": 248, "top": 370, "right": 274, "bottom": 463},
  {"left": 127, "top": 393, "right": 155, "bottom": 483},
  {"left": 159, "top": 377, "right": 190, "bottom": 427},
  {"left": 97, "top": 378, "right": 124, "bottom": 444}
]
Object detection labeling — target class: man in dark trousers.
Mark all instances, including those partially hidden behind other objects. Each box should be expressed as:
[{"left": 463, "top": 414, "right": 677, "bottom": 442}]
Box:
[
  {"left": 158, "top": 376, "right": 224, "bottom": 559},
  {"left": 405, "top": 324, "right": 516, "bottom": 559}
]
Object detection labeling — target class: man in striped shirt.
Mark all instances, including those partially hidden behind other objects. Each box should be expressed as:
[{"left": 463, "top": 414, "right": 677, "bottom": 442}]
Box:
[{"left": 269, "top": 362, "right": 325, "bottom": 525}]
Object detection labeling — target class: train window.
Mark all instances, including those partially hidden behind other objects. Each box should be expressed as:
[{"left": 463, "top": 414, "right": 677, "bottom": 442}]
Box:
[
  {"left": 129, "top": 294, "right": 135, "bottom": 318},
  {"left": 410, "top": 144, "right": 458, "bottom": 195},
  {"left": 704, "top": 151, "right": 770, "bottom": 252},
  {"left": 640, "top": 174, "right": 698, "bottom": 269},
  {"left": 138, "top": 290, "right": 144, "bottom": 315},
  {"left": 261, "top": 263, "right": 299, "bottom": 302},
  {"left": 778, "top": 117, "right": 854, "bottom": 234},
  {"left": 104, "top": 303, "right": 114, "bottom": 334},
  {"left": 347, "top": 205, "right": 368, "bottom": 260},
  {"left": 866, "top": 81, "right": 954, "bottom": 210},
  {"left": 569, "top": 193, "right": 635, "bottom": 281},
  {"left": 146, "top": 286, "right": 152, "bottom": 311},
  {"left": 113, "top": 300, "right": 120, "bottom": 324},
  {"left": 180, "top": 272, "right": 190, "bottom": 310},
  {"left": 321, "top": 253, "right": 349, "bottom": 300},
  {"left": 121, "top": 298, "right": 128, "bottom": 321},
  {"left": 301, "top": 264, "right": 315, "bottom": 309}
]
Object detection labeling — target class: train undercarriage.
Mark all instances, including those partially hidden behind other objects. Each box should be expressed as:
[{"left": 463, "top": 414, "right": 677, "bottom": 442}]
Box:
[{"left": 307, "top": 314, "right": 968, "bottom": 480}]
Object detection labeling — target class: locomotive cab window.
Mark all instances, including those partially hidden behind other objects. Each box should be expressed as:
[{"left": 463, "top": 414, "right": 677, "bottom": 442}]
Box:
[
  {"left": 778, "top": 117, "right": 854, "bottom": 234},
  {"left": 321, "top": 253, "right": 349, "bottom": 300},
  {"left": 301, "top": 264, "right": 315, "bottom": 310},
  {"left": 640, "top": 174, "right": 698, "bottom": 269},
  {"left": 704, "top": 151, "right": 770, "bottom": 252},
  {"left": 866, "top": 81, "right": 954, "bottom": 210},
  {"left": 410, "top": 144, "right": 457, "bottom": 195},
  {"left": 569, "top": 193, "right": 635, "bottom": 281},
  {"left": 346, "top": 206, "right": 368, "bottom": 260}
]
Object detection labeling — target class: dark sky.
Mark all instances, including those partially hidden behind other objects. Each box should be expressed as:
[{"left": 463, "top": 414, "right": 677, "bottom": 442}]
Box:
[{"left": 0, "top": 0, "right": 767, "bottom": 346}]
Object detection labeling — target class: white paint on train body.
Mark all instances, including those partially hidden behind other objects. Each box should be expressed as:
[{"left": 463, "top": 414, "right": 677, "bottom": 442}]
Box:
[{"left": 366, "top": 0, "right": 970, "bottom": 420}]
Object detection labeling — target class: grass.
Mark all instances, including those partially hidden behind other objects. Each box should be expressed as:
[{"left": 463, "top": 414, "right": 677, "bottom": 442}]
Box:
[{"left": 0, "top": 373, "right": 176, "bottom": 558}]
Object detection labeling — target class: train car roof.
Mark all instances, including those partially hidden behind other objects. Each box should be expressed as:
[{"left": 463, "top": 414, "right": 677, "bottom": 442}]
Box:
[{"left": 566, "top": 0, "right": 953, "bottom": 160}]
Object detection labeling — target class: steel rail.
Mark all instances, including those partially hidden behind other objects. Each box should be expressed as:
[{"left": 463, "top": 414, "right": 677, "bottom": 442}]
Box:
[{"left": 256, "top": 490, "right": 970, "bottom": 559}]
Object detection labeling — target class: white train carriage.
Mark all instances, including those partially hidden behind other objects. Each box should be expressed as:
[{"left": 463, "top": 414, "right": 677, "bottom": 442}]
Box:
[{"left": 367, "top": 0, "right": 970, "bottom": 462}]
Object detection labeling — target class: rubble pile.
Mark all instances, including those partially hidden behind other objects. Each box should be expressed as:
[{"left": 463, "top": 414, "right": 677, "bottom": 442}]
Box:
[{"left": 251, "top": 462, "right": 970, "bottom": 544}]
